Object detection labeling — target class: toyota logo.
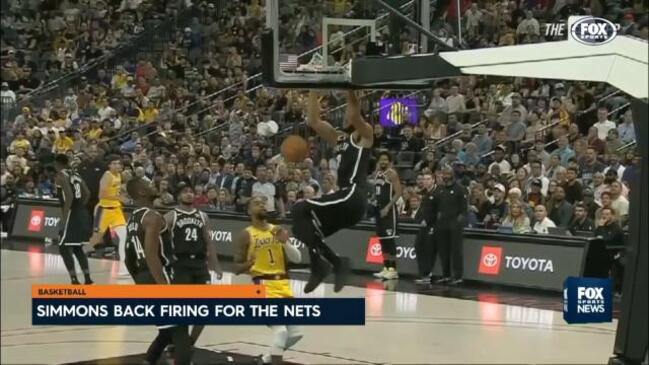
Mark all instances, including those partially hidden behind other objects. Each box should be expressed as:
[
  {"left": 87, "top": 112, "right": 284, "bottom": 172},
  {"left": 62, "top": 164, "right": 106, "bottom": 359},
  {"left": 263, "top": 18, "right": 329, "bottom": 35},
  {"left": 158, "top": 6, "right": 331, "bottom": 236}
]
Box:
[
  {"left": 483, "top": 253, "right": 498, "bottom": 267},
  {"left": 370, "top": 243, "right": 382, "bottom": 256},
  {"left": 30, "top": 215, "right": 42, "bottom": 226}
]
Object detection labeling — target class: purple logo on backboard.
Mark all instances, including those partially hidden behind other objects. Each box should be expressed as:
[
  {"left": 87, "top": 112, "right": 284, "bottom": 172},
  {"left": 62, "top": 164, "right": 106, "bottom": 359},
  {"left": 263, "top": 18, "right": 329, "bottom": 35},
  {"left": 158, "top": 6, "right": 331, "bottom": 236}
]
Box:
[{"left": 379, "top": 98, "right": 418, "bottom": 128}]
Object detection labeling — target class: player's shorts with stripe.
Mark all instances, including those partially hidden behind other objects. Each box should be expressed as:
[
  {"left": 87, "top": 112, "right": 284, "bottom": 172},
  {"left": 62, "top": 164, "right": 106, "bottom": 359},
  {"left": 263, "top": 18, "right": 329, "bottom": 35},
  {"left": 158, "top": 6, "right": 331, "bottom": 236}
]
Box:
[
  {"left": 93, "top": 205, "right": 126, "bottom": 233},
  {"left": 59, "top": 208, "right": 92, "bottom": 246},
  {"left": 375, "top": 206, "right": 398, "bottom": 240},
  {"left": 253, "top": 275, "right": 293, "bottom": 298},
  {"left": 172, "top": 256, "right": 211, "bottom": 285},
  {"left": 301, "top": 184, "right": 367, "bottom": 238},
  {"left": 132, "top": 269, "right": 175, "bottom": 329}
]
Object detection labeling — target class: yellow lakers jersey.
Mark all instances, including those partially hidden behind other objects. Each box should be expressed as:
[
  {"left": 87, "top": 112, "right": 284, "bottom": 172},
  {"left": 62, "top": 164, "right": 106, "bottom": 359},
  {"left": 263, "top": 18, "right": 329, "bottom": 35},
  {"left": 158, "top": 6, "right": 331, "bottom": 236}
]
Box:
[
  {"left": 246, "top": 224, "right": 286, "bottom": 277},
  {"left": 99, "top": 172, "right": 122, "bottom": 208}
]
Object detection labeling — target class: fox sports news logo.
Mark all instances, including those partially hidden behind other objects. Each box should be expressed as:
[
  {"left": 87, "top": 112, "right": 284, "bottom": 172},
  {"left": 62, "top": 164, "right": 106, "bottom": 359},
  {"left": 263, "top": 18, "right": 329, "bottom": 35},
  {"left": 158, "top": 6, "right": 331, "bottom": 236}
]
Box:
[{"left": 570, "top": 17, "right": 618, "bottom": 45}]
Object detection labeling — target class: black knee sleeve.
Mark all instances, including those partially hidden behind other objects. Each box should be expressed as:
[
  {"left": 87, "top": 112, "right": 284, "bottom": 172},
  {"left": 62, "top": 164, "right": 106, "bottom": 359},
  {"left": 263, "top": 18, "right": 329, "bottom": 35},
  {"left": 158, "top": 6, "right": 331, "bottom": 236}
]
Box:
[
  {"left": 380, "top": 238, "right": 397, "bottom": 256},
  {"left": 146, "top": 328, "right": 173, "bottom": 364},
  {"left": 58, "top": 245, "right": 76, "bottom": 274},
  {"left": 172, "top": 326, "right": 192, "bottom": 365},
  {"left": 72, "top": 246, "right": 90, "bottom": 272},
  {"left": 291, "top": 202, "right": 315, "bottom": 245}
]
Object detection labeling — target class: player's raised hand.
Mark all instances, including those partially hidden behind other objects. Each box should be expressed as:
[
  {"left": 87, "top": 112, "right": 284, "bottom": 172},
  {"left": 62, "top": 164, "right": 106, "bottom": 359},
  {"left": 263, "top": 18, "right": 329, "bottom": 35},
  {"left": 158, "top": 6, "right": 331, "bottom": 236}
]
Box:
[{"left": 272, "top": 225, "right": 290, "bottom": 243}]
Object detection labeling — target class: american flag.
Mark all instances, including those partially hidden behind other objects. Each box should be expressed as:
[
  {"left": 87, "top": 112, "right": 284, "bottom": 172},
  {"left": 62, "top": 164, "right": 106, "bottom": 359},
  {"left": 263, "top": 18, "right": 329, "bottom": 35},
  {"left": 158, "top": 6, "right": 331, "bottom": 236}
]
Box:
[{"left": 279, "top": 54, "right": 299, "bottom": 71}]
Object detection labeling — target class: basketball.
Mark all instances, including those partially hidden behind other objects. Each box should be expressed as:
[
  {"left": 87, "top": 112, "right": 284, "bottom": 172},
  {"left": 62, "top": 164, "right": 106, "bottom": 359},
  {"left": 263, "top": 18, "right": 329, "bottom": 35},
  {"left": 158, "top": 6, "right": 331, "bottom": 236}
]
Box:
[{"left": 280, "top": 135, "right": 308, "bottom": 162}]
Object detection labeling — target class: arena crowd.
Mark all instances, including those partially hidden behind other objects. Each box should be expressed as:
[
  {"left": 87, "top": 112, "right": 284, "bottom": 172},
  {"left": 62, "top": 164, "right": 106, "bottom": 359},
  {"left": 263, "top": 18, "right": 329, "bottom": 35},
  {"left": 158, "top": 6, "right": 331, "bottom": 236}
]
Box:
[{"left": 1, "top": 0, "right": 645, "bottom": 247}]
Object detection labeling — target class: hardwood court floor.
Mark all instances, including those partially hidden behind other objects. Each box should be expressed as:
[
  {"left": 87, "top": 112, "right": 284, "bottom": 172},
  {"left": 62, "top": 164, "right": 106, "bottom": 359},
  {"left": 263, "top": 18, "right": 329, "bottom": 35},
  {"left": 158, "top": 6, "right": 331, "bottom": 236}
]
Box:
[{"left": 1, "top": 247, "right": 616, "bottom": 364}]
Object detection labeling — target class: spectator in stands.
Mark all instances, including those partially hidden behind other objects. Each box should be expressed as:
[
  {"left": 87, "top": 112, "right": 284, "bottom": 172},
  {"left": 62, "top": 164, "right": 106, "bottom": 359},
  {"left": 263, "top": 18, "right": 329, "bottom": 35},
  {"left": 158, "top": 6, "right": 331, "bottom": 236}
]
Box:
[
  {"left": 532, "top": 204, "right": 556, "bottom": 234},
  {"left": 617, "top": 109, "right": 636, "bottom": 143},
  {"left": 581, "top": 188, "right": 599, "bottom": 220},
  {"left": 605, "top": 129, "right": 624, "bottom": 155},
  {"left": 622, "top": 154, "right": 641, "bottom": 187},
  {"left": 153, "top": 179, "right": 175, "bottom": 207},
  {"left": 604, "top": 154, "right": 626, "bottom": 179},
  {"left": 400, "top": 125, "right": 425, "bottom": 152},
  {"left": 505, "top": 110, "right": 526, "bottom": 144},
  {"left": 472, "top": 124, "right": 493, "bottom": 156},
  {"left": 549, "top": 186, "right": 573, "bottom": 227},
  {"left": 569, "top": 202, "right": 595, "bottom": 234},
  {"left": 427, "top": 88, "right": 448, "bottom": 115},
  {"left": 212, "top": 188, "right": 235, "bottom": 212},
  {"left": 594, "top": 106, "right": 616, "bottom": 140},
  {"left": 526, "top": 160, "right": 548, "bottom": 195},
  {"left": 500, "top": 92, "right": 527, "bottom": 126},
  {"left": 563, "top": 167, "right": 583, "bottom": 204},
  {"left": 483, "top": 183, "right": 507, "bottom": 229},
  {"left": 488, "top": 146, "right": 511, "bottom": 175},
  {"left": 252, "top": 165, "right": 283, "bottom": 217},
  {"left": 445, "top": 86, "right": 466, "bottom": 114},
  {"left": 609, "top": 181, "right": 630, "bottom": 220},
  {"left": 552, "top": 135, "right": 575, "bottom": 166},
  {"left": 595, "top": 207, "right": 624, "bottom": 241},
  {"left": 579, "top": 147, "right": 605, "bottom": 187},
  {"left": 596, "top": 191, "right": 614, "bottom": 220},
  {"left": 502, "top": 199, "right": 531, "bottom": 234}
]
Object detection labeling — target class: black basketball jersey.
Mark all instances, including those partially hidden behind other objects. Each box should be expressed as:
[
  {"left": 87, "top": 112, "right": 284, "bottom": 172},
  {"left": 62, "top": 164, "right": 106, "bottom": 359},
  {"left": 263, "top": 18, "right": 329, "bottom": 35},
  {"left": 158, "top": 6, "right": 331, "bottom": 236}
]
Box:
[
  {"left": 171, "top": 208, "right": 207, "bottom": 256},
  {"left": 56, "top": 169, "right": 85, "bottom": 211},
  {"left": 125, "top": 207, "right": 174, "bottom": 276},
  {"left": 335, "top": 133, "right": 371, "bottom": 189},
  {"left": 374, "top": 170, "right": 393, "bottom": 209}
]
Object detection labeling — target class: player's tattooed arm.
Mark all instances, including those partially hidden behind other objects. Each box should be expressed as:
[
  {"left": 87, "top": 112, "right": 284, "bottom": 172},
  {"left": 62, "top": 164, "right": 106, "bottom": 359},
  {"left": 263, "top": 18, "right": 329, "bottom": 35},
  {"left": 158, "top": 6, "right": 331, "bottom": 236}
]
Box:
[
  {"left": 232, "top": 229, "right": 254, "bottom": 275},
  {"left": 345, "top": 90, "right": 373, "bottom": 148},
  {"left": 306, "top": 91, "right": 338, "bottom": 145},
  {"left": 143, "top": 212, "right": 167, "bottom": 284},
  {"left": 381, "top": 169, "right": 403, "bottom": 217},
  {"left": 202, "top": 212, "right": 223, "bottom": 279}
]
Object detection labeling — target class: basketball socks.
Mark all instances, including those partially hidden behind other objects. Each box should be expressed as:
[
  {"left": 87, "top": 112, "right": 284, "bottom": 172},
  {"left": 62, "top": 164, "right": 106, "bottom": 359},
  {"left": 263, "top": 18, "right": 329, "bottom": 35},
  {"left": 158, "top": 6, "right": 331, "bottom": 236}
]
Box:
[
  {"left": 146, "top": 328, "right": 173, "bottom": 364},
  {"left": 114, "top": 226, "right": 128, "bottom": 276},
  {"left": 58, "top": 245, "right": 79, "bottom": 284},
  {"left": 383, "top": 259, "right": 397, "bottom": 269},
  {"left": 72, "top": 246, "right": 93, "bottom": 284}
]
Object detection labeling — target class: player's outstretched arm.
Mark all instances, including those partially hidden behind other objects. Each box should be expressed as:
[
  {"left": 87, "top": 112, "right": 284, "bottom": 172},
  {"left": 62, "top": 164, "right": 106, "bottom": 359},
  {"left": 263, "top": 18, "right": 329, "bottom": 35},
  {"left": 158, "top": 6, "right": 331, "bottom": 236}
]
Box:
[
  {"left": 233, "top": 229, "right": 254, "bottom": 275},
  {"left": 345, "top": 90, "right": 373, "bottom": 147},
  {"left": 143, "top": 212, "right": 167, "bottom": 284},
  {"left": 306, "top": 91, "right": 338, "bottom": 145}
]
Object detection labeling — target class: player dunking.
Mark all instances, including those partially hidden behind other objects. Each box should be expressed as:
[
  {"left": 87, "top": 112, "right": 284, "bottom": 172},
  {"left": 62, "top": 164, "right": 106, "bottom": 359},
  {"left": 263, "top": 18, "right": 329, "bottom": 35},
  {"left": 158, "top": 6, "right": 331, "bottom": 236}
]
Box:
[
  {"left": 234, "top": 197, "right": 303, "bottom": 365},
  {"left": 164, "top": 182, "right": 223, "bottom": 354},
  {"left": 89, "top": 156, "right": 128, "bottom": 276},
  {"left": 291, "top": 90, "right": 373, "bottom": 293},
  {"left": 372, "top": 152, "right": 402, "bottom": 280},
  {"left": 54, "top": 154, "right": 93, "bottom": 285},
  {"left": 124, "top": 178, "right": 193, "bottom": 365}
]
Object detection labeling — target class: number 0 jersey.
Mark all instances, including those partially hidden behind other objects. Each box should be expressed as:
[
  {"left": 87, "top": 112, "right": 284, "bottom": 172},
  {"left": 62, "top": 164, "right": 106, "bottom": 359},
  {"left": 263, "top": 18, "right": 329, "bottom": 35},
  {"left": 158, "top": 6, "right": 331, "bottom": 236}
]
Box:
[
  {"left": 170, "top": 208, "right": 208, "bottom": 256},
  {"left": 56, "top": 169, "right": 86, "bottom": 211},
  {"left": 124, "top": 207, "right": 174, "bottom": 278},
  {"left": 246, "top": 224, "right": 286, "bottom": 278}
]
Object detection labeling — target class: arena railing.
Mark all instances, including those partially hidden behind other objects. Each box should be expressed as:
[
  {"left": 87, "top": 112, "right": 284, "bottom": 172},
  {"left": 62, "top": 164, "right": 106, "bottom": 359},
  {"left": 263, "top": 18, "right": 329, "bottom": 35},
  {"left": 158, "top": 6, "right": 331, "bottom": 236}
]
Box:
[
  {"left": 616, "top": 141, "right": 637, "bottom": 153},
  {"left": 175, "top": 0, "right": 418, "bottom": 115},
  {"left": 608, "top": 102, "right": 630, "bottom": 118}
]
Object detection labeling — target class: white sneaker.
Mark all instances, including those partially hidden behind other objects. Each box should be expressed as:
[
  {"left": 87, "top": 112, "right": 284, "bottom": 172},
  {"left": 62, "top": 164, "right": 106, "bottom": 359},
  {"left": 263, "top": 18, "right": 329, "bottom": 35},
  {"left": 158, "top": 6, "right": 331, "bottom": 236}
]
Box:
[
  {"left": 373, "top": 267, "right": 388, "bottom": 279},
  {"left": 382, "top": 268, "right": 399, "bottom": 280}
]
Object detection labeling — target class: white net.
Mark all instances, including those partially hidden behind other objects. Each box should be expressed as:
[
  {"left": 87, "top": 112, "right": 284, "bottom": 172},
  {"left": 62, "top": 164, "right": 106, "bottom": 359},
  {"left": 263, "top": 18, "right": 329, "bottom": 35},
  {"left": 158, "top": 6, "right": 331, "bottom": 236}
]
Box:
[{"left": 296, "top": 52, "right": 350, "bottom": 76}]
